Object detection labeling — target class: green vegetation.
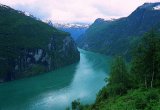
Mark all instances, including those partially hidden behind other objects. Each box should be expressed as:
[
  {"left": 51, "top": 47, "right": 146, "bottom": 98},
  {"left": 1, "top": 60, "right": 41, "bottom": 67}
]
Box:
[
  {"left": 69, "top": 30, "right": 160, "bottom": 110},
  {"left": 71, "top": 99, "right": 81, "bottom": 110},
  {"left": 0, "top": 5, "right": 80, "bottom": 81},
  {"left": 106, "top": 56, "right": 132, "bottom": 96},
  {"left": 0, "top": 5, "right": 68, "bottom": 56},
  {"left": 90, "top": 88, "right": 160, "bottom": 110},
  {"left": 0, "top": 5, "right": 66, "bottom": 78},
  {"left": 131, "top": 31, "right": 160, "bottom": 88},
  {"left": 77, "top": 3, "right": 160, "bottom": 57}
]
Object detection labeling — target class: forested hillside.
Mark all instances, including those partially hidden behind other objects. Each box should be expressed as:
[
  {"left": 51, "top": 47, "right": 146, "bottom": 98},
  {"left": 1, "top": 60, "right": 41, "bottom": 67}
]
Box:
[
  {"left": 0, "top": 4, "right": 80, "bottom": 82},
  {"left": 70, "top": 30, "right": 160, "bottom": 110},
  {"left": 77, "top": 3, "right": 160, "bottom": 58}
]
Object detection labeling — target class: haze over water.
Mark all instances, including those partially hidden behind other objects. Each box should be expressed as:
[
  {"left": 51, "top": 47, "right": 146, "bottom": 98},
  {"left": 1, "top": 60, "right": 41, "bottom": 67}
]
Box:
[{"left": 0, "top": 49, "right": 111, "bottom": 110}]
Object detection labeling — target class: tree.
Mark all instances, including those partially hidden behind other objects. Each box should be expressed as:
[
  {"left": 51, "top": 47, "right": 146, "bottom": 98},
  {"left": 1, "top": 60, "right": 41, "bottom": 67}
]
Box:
[
  {"left": 131, "top": 30, "right": 160, "bottom": 88},
  {"left": 107, "top": 56, "right": 131, "bottom": 96},
  {"left": 72, "top": 99, "right": 81, "bottom": 110}
]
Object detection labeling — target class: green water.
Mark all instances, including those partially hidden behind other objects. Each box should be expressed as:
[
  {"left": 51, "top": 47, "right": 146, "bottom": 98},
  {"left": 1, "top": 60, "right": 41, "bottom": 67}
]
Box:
[{"left": 0, "top": 49, "right": 111, "bottom": 110}]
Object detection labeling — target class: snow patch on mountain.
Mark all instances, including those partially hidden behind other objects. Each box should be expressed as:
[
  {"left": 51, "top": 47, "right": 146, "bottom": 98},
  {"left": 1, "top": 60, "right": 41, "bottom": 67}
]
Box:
[
  {"left": 139, "top": 2, "right": 160, "bottom": 10},
  {"left": 24, "top": 12, "right": 30, "bottom": 16},
  {"left": 0, "top": 4, "right": 10, "bottom": 9},
  {"left": 153, "top": 5, "right": 160, "bottom": 10},
  {"left": 54, "top": 23, "right": 90, "bottom": 28}
]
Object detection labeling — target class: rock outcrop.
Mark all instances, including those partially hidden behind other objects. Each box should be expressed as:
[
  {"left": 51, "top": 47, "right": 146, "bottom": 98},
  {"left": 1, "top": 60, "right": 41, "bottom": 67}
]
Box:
[{"left": 0, "top": 4, "right": 80, "bottom": 82}]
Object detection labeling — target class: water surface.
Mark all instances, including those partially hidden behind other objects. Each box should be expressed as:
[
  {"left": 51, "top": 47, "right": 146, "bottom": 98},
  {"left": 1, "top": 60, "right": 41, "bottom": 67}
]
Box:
[{"left": 0, "top": 49, "right": 111, "bottom": 110}]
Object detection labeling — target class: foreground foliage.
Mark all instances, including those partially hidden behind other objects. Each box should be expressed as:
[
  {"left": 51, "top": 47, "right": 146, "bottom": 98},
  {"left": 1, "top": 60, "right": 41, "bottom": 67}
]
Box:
[
  {"left": 84, "top": 88, "right": 160, "bottom": 110},
  {"left": 131, "top": 31, "right": 160, "bottom": 88},
  {"left": 69, "top": 30, "right": 160, "bottom": 110}
]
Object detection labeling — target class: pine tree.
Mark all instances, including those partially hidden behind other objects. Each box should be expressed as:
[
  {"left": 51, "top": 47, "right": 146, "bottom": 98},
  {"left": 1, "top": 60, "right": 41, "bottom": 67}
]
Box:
[
  {"left": 131, "top": 30, "right": 160, "bottom": 88},
  {"left": 107, "top": 56, "right": 131, "bottom": 96}
]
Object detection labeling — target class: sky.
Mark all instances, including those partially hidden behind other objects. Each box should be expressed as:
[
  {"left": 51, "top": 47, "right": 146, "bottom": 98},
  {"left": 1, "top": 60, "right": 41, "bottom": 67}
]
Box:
[{"left": 0, "top": 0, "right": 160, "bottom": 23}]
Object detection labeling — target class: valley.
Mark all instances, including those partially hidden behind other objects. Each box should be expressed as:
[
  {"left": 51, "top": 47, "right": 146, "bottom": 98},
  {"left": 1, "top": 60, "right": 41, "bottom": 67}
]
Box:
[
  {"left": 0, "top": 49, "right": 111, "bottom": 110},
  {"left": 0, "top": 1, "right": 160, "bottom": 110}
]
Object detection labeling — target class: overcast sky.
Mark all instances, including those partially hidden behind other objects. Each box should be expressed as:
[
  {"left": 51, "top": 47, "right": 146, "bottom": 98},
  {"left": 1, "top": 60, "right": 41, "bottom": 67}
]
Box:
[{"left": 0, "top": 0, "right": 160, "bottom": 23}]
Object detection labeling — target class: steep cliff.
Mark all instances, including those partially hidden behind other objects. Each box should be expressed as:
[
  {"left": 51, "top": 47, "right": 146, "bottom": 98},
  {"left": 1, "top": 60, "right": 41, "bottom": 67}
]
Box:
[{"left": 0, "top": 4, "right": 80, "bottom": 82}]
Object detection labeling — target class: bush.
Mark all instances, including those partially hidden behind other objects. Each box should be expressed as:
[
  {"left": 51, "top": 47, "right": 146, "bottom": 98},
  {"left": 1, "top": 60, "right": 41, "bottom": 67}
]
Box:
[
  {"left": 146, "top": 90, "right": 159, "bottom": 101},
  {"left": 72, "top": 99, "right": 80, "bottom": 110},
  {"left": 96, "top": 87, "right": 109, "bottom": 103},
  {"left": 135, "top": 97, "right": 147, "bottom": 109}
]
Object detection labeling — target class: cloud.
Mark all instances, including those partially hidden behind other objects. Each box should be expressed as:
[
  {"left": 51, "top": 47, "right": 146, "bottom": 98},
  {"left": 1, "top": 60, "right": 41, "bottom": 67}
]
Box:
[{"left": 0, "top": 0, "right": 160, "bottom": 23}]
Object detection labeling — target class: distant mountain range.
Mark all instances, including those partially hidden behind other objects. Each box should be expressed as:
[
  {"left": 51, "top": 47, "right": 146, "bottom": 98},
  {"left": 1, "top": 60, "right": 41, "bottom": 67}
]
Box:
[
  {"left": 77, "top": 2, "right": 160, "bottom": 57},
  {"left": 53, "top": 23, "right": 90, "bottom": 40}
]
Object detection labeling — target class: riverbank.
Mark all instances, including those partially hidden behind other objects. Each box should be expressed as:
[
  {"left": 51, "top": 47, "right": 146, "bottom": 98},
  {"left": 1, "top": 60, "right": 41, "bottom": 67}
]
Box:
[{"left": 0, "top": 49, "right": 111, "bottom": 110}]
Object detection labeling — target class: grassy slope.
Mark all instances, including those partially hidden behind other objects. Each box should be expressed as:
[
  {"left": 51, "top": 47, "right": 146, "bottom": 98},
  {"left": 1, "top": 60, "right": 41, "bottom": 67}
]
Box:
[{"left": 81, "top": 88, "right": 160, "bottom": 110}]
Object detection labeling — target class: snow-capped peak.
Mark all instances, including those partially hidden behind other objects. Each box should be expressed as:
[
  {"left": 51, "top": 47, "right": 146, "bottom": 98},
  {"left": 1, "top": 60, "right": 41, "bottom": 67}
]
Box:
[
  {"left": 139, "top": 2, "right": 160, "bottom": 10},
  {"left": 54, "top": 23, "right": 90, "bottom": 29},
  {"left": 0, "top": 4, "right": 10, "bottom": 9},
  {"left": 153, "top": 5, "right": 160, "bottom": 10}
]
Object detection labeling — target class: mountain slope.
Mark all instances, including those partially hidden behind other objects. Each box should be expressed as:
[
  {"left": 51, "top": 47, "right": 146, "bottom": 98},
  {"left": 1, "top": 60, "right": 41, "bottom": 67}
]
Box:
[
  {"left": 0, "top": 4, "right": 80, "bottom": 82},
  {"left": 53, "top": 23, "right": 89, "bottom": 40},
  {"left": 77, "top": 2, "right": 160, "bottom": 56}
]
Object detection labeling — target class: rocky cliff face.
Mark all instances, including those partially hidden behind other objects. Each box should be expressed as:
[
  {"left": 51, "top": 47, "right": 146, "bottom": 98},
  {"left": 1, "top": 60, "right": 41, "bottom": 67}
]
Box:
[
  {"left": 4, "top": 36, "right": 79, "bottom": 81},
  {"left": 0, "top": 4, "right": 80, "bottom": 82}
]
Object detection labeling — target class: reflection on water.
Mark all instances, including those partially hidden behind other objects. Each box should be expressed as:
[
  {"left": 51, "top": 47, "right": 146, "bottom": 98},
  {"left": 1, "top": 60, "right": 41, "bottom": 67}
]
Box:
[{"left": 0, "top": 49, "right": 111, "bottom": 110}]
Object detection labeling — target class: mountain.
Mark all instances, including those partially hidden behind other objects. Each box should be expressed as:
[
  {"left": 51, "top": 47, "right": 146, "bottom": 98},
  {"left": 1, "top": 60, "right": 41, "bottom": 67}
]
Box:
[
  {"left": 0, "top": 4, "right": 80, "bottom": 82},
  {"left": 77, "top": 2, "right": 160, "bottom": 57},
  {"left": 53, "top": 23, "right": 89, "bottom": 40}
]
